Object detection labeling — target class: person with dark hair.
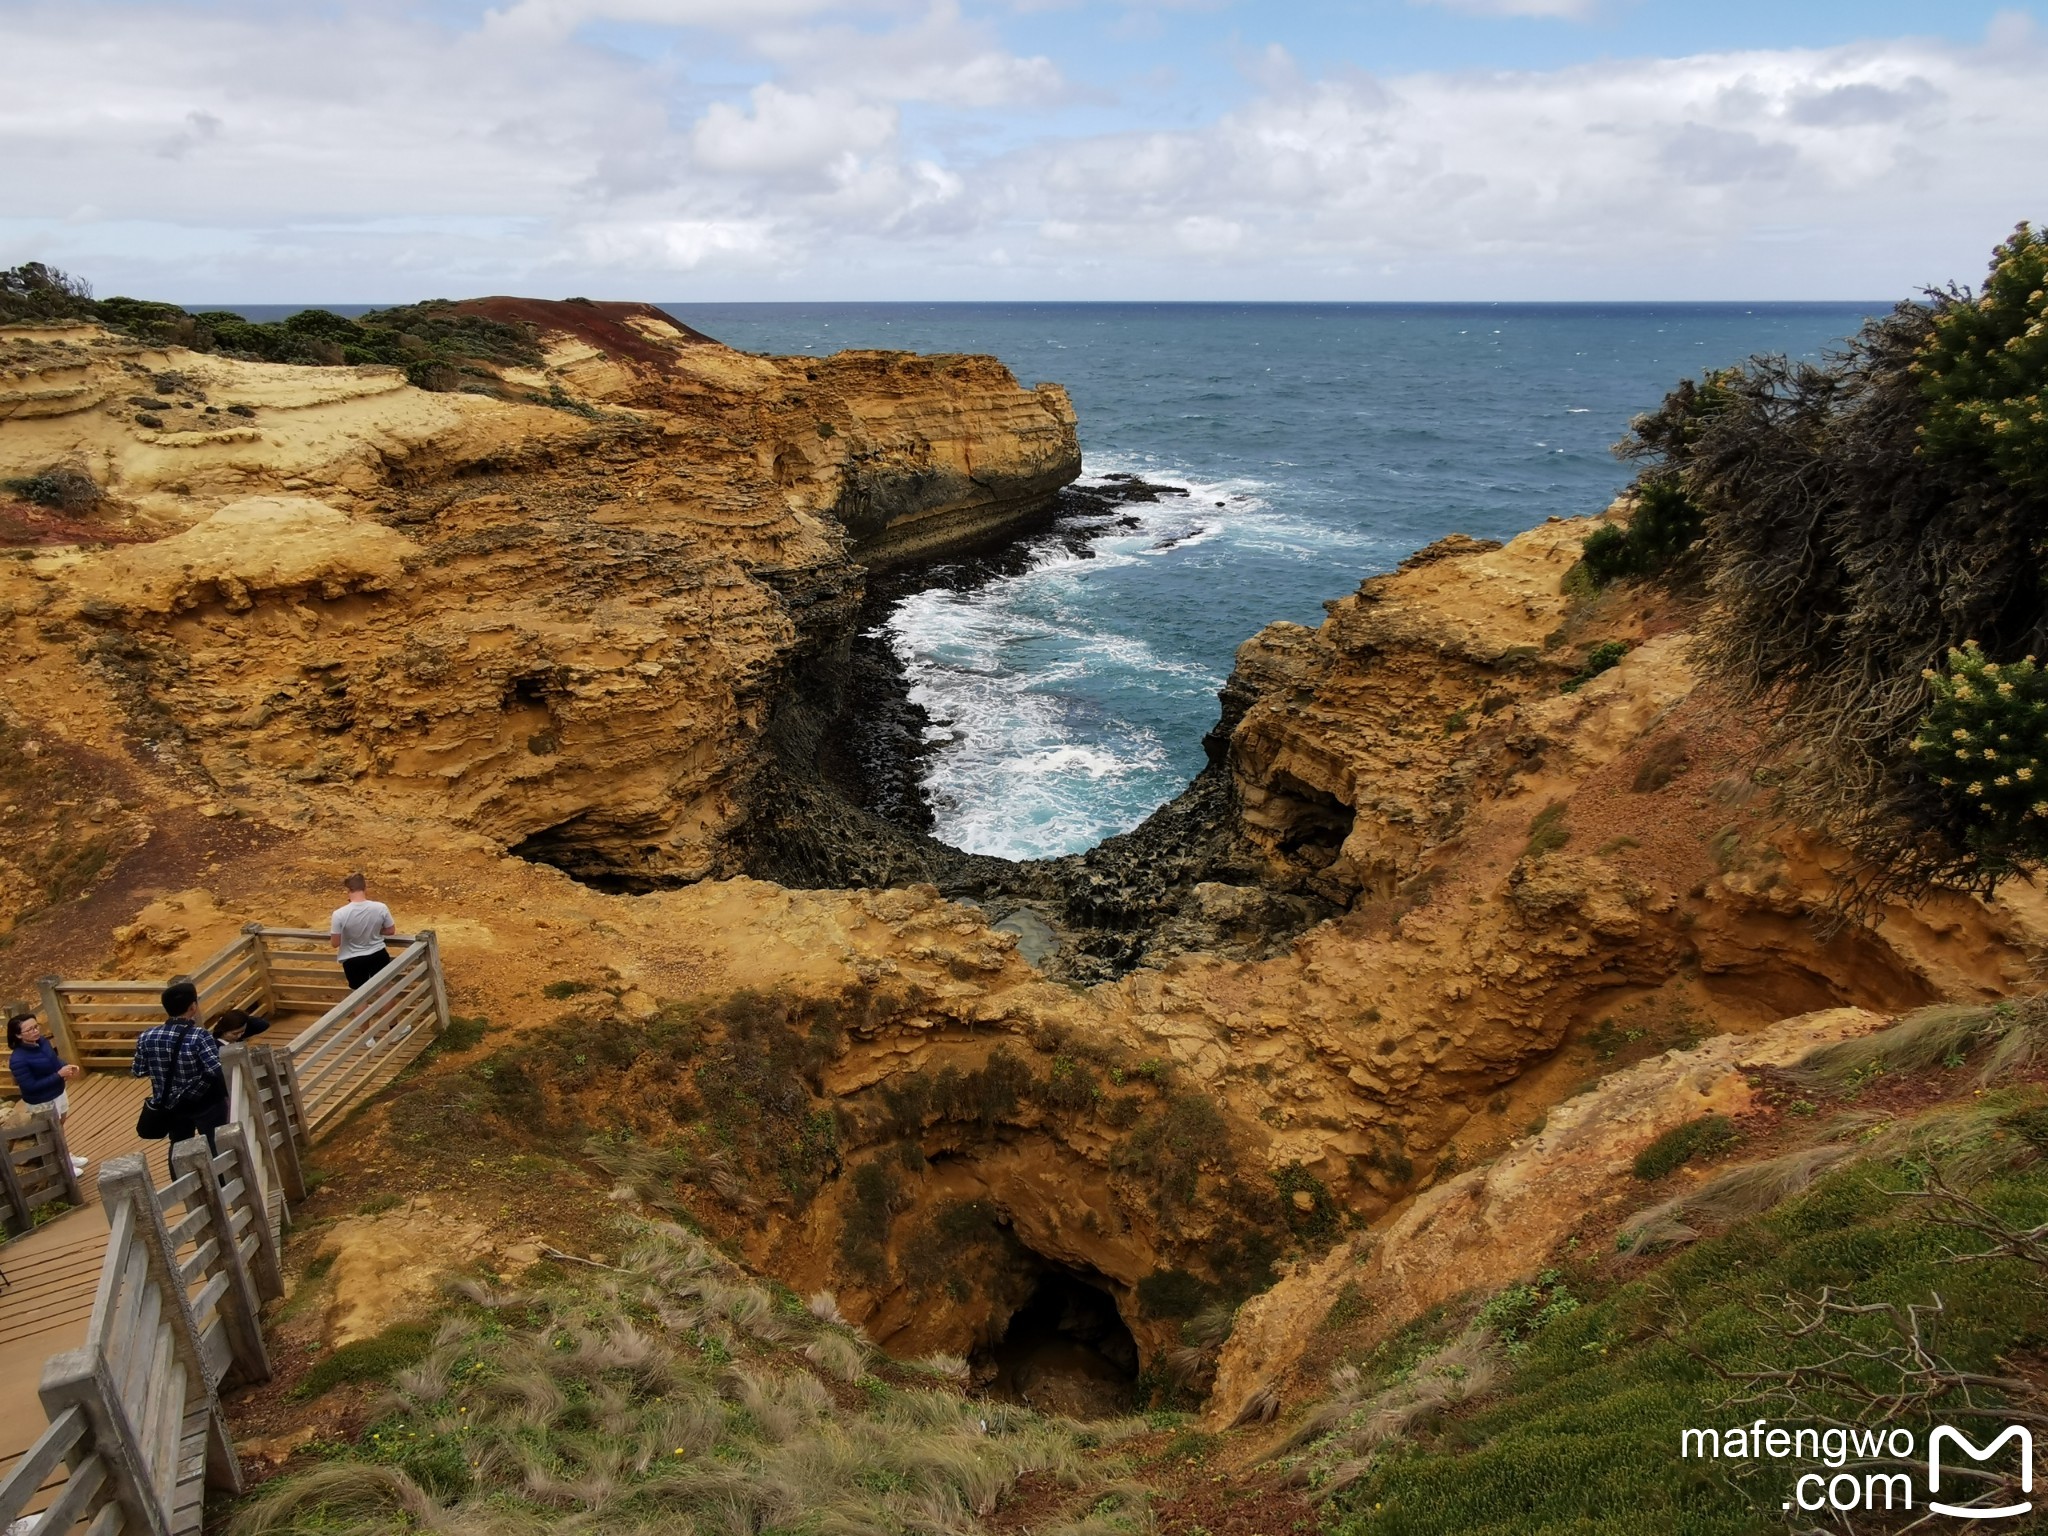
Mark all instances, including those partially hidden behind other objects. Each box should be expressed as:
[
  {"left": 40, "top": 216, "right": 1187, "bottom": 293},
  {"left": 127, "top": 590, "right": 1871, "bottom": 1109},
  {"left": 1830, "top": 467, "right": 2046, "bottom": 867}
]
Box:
[
  {"left": 330, "top": 871, "right": 397, "bottom": 990},
  {"left": 131, "top": 978, "right": 229, "bottom": 1176},
  {"left": 210, "top": 1009, "right": 271, "bottom": 1044},
  {"left": 7, "top": 1011, "right": 86, "bottom": 1173}
]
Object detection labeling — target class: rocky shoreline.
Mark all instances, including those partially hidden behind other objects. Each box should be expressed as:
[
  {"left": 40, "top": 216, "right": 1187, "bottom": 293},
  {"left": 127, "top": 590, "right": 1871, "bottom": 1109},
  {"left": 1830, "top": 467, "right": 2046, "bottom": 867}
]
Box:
[{"left": 742, "top": 470, "right": 1339, "bottom": 981}]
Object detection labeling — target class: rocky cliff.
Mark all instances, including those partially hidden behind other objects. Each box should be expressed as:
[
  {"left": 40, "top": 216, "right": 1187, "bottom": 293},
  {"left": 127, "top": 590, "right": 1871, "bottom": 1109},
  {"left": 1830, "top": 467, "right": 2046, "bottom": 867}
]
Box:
[
  {"left": 5, "top": 312, "right": 2047, "bottom": 1425},
  {"left": 0, "top": 303, "right": 1077, "bottom": 892}
]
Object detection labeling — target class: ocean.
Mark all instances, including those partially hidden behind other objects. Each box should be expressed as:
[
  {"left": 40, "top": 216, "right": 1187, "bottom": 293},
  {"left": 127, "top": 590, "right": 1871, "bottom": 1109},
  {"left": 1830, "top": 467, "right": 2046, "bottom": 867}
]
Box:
[
  {"left": 666, "top": 302, "right": 1883, "bottom": 862},
  {"left": 234, "top": 298, "right": 1885, "bottom": 861}
]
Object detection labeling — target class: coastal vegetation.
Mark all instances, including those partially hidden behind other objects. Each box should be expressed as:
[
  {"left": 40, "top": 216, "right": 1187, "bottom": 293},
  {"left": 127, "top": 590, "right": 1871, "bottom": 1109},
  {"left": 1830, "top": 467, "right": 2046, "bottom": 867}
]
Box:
[
  {"left": 231, "top": 1223, "right": 1141, "bottom": 1536},
  {"left": 1600, "top": 223, "right": 2048, "bottom": 896},
  {"left": 0, "top": 259, "right": 543, "bottom": 390},
  {"left": 1292, "top": 1005, "right": 2048, "bottom": 1534}
]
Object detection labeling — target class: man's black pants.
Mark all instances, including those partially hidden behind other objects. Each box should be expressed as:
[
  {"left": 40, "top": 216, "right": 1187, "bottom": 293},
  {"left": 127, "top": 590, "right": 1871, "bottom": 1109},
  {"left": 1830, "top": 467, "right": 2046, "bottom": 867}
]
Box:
[{"left": 341, "top": 948, "right": 393, "bottom": 990}]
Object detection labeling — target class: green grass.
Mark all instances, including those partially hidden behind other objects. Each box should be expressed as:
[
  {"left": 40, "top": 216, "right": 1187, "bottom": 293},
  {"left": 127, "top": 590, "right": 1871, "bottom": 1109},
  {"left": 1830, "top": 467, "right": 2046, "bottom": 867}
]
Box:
[
  {"left": 1523, "top": 803, "right": 1571, "bottom": 860},
  {"left": 540, "top": 980, "right": 593, "bottom": 1000},
  {"left": 235, "top": 1223, "right": 1134, "bottom": 1536},
  {"left": 1561, "top": 640, "right": 1630, "bottom": 694},
  {"left": 1631, "top": 1115, "right": 1740, "bottom": 1181},
  {"left": 1318, "top": 1140, "right": 2048, "bottom": 1536},
  {"left": 294, "top": 1320, "right": 439, "bottom": 1400}
]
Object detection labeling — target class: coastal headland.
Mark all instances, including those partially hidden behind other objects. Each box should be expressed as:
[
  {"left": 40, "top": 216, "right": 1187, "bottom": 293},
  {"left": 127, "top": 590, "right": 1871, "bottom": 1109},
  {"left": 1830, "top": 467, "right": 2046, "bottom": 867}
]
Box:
[{"left": 4, "top": 294, "right": 2045, "bottom": 1458}]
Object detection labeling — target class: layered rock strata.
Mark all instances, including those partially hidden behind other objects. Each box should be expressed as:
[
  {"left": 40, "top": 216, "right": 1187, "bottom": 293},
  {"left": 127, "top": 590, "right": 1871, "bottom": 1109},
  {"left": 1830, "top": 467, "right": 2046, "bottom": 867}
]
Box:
[
  {"left": 0, "top": 304, "right": 1078, "bottom": 890},
  {"left": 8, "top": 312, "right": 2048, "bottom": 1400}
]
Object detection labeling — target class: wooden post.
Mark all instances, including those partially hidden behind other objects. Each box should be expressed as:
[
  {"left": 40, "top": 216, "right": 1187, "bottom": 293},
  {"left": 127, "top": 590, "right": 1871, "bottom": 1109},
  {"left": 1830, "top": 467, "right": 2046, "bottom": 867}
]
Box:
[
  {"left": 275, "top": 1045, "right": 310, "bottom": 1153},
  {"left": 96, "top": 1156, "right": 216, "bottom": 1395},
  {"left": 422, "top": 929, "right": 452, "bottom": 1036},
  {"left": 241, "top": 922, "right": 279, "bottom": 1016},
  {"left": 252, "top": 1045, "right": 307, "bottom": 1202},
  {"left": 215, "top": 1123, "right": 285, "bottom": 1302},
  {"left": 38, "top": 975, "right": 83, "bottom": 1079},
  {"left": 0, "top": 1127, "right": 29, "bottom": 1236},
  {"left": 38, "top": 1345, "right": 172, "bottom": 1536},
  {"left": 203, "top": 1395, "right": 243, "bottom": 1495},
  {"left": 172, "top": 1132, "right": 271, "bottom": 1383}
]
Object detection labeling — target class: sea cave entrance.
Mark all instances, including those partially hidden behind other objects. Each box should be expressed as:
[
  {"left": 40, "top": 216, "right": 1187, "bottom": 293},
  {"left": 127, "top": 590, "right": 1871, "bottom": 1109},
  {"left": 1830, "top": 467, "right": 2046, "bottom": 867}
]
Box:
[{"left": 975, "top": 1268, "right": 1138, "bottom": 1419}]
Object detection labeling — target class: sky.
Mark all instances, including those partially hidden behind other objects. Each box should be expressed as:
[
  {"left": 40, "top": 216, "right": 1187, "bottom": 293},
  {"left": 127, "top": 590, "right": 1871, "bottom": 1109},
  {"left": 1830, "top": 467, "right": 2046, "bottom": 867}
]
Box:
[{"left": 1, "top": 0, "right": 2044, "bottom": 302}]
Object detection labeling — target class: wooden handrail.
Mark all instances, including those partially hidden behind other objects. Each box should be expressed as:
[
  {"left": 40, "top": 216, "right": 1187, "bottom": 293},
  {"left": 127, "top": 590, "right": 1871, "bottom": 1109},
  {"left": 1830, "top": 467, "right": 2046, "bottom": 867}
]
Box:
[{"left": 5, "top": 914, "right": 453, "bottom": 1536}]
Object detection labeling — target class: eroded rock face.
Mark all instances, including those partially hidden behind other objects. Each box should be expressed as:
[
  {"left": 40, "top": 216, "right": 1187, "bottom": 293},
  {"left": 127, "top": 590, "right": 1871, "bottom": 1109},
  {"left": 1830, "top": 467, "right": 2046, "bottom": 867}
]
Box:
[
  {"left": 0, "top": 306, "right": 1078, "bottom": 888},
  {"left": 9, "top": 318, "right": 2048, "bottom": 1409},
  {"left": 1201, "top": 1006, "right": 1886, "bottom": 1430}
]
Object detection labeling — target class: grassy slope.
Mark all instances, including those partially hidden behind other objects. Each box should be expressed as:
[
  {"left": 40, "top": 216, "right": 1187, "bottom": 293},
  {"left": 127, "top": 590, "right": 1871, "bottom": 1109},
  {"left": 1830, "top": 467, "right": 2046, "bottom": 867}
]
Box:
[
  {"left": 233, "top": 1221, "right": 1158, "bottom": 1536},
  {"left": 1310, "top": 1091, "right": 2048, "bottom": 1536}
]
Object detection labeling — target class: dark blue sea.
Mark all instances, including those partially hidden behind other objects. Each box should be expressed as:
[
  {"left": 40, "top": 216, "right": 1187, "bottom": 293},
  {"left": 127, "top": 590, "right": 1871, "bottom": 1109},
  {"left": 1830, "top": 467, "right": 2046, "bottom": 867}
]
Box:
[
  {"left": 663, "top": 302, "right": 1881, "bottom": 859},
  {"left": 231, "top": 299, "right": 1885, "bottom": 858}
]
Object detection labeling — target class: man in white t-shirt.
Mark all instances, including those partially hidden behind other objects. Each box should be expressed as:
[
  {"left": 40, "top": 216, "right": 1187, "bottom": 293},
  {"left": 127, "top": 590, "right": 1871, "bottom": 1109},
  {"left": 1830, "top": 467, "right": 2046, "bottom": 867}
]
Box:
[{"left": 331, "top": 872, "right": 398, "bottom": 991}]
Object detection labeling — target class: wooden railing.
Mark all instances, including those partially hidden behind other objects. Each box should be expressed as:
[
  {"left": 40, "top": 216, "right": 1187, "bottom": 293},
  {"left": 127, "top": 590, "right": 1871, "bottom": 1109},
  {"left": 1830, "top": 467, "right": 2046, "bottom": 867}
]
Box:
[
  {"left": 1, "top": 1107, "right": 86, "bottom": 1238},
  {"left": 0, "top": 1112, "right": 280, "bottom": 1536},
  {"left": 283, "top": 931, "right": 447, "bottom": 1136},
  {"left": 33, "top": 926, "right": 445, "bottom": 1074},
  {"left": 0, "top": 929, "right": 451, "bottom": 1536}
]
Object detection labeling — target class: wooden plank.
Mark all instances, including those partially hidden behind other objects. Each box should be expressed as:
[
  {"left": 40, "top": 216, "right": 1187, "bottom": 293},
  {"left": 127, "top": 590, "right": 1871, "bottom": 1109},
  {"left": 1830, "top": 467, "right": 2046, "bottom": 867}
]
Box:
[
  {"left": 299, "top": 990, "right": 434, "bottom": 1127},
  {"left": 295, "top": 968, "right": 429, "bottom": 1086},
  {"left": 28, "top": 1449, "right": 107, "bottom": 1536},
  {"left": 37, "top": 1343, "right": 171, "bottom": 1536},
  {"left": 0, "top": 1406, "right": 84, "bottom": 1523}
]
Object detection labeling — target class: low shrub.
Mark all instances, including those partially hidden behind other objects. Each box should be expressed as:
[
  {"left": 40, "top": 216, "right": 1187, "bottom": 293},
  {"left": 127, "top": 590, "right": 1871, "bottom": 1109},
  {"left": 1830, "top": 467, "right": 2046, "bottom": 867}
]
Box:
[
  {"left": 1631, "top": 1113, "right": 1739, "bottom": 1180},
  {"left": 4, "top": 467, "right": 100, "bottom": 511},
  {"left": 1561, "top": 640, "right": 1629, "bottom": 693},
  {"left": 1322, "top": 1133, "right": 2048, "bottom": 1535},
  {"left": 293, "top": 1319, "right": 437, "bottom": 1399},
  {"left": 1523, "top": 802, "right": 1571, "bottom": 859},
  {"left": 1579, "top": 477, "right": 1703, "bottom": 587}
]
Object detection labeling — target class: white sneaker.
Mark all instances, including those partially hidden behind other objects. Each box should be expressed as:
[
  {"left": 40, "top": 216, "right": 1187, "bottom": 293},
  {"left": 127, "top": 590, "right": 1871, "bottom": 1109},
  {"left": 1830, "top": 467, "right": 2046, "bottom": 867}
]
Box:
[
  {"left": 360, "top": 1034, "right": 378, "bottom": 1050},
  {"left": 71, "top": 1156, "right": 88, "bottom": 1173}
]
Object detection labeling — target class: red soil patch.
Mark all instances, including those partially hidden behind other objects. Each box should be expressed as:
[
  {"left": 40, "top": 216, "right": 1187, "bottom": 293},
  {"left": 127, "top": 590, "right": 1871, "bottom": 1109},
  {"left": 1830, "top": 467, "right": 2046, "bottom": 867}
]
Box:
[
  {"left": 0, "top": 499, "right": 153, "bottom": 547},
  {"left": 452, "top": 297, "right": 723, "bottom": 374}
]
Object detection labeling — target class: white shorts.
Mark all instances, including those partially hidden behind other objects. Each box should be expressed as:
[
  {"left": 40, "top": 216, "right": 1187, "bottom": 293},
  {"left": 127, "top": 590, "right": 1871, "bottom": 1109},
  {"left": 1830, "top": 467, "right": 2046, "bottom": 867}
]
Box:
[{"left": 33, "top": 1090, "right": 68, "bottom": 1119}]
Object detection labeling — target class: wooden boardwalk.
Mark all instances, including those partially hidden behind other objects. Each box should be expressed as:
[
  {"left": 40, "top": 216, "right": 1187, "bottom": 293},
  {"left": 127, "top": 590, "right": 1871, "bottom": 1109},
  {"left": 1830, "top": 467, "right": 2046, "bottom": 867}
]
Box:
[
  {"left": 0, "top": 926, "right": 451, "bottom": 1536},
  {"left": 0, "top": 1077, "right": 151, "bottom": 1507}
]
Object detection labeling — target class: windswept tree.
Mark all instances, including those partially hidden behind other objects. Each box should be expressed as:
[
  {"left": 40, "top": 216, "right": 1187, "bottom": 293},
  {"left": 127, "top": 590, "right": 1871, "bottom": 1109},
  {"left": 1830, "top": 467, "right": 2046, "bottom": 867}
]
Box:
[{"left": 1611, "top": 222, "right": 2048, "bottom": 899}]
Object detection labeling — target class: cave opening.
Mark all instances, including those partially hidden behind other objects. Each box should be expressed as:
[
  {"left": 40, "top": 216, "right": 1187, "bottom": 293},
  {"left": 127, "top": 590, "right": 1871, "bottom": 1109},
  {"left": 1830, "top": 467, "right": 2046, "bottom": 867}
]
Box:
[{"left": 975, "top": 1268, "right": 1138, "bottom": 1420}]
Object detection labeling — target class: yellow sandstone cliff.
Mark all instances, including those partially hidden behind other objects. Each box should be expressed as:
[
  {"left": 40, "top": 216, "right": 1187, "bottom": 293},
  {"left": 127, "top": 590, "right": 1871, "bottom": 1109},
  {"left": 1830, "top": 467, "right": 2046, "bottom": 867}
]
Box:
[{"left": 3, "top": 315, "right": 2044, "bottom": 1412}]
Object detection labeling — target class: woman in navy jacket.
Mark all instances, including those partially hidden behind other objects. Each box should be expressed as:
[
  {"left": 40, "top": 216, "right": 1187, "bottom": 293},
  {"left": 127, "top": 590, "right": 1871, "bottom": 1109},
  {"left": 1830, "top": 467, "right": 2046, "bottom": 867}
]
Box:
[{"left": 7, "top": 1011, "right": 88, "bottom": 1173}]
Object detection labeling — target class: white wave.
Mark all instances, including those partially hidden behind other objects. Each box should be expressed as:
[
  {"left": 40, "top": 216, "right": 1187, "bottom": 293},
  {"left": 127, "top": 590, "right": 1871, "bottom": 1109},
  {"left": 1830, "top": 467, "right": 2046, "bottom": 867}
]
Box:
[{"left": 882, "top": 449, "right": 1357, "bottom": 857}]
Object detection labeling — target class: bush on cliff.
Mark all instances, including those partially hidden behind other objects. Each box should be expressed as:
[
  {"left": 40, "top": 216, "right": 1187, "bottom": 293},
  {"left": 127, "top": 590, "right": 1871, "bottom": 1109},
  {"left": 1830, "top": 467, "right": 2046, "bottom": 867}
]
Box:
[
  {"left": 0, "top": 262, "right": 95, "bottom": 322},
  {"left": 230, "top": 1222, "right": 1122, "bottom": 1536},
  {"left": 1579, "top": 477, "right": 1704, "bottom": 587},
  {"left": 1, "top": 262, "right": 546, "bottom": 386},
  {"left": 1618, "top": 222, "right": 2048, "bottom": 897}
]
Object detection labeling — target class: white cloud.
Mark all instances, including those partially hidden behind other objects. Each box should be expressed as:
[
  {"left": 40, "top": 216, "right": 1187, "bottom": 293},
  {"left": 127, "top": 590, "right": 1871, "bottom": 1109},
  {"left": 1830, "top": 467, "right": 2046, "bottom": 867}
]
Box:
[
  {"left": 754, "top": 1, "right": 1064, "bottom": 107},
  {"left": 0, "top": 2, "right": 2041, "bottom": 301},
  {"left": 991, "top": 41, "right": 2046, "bottom": 295},
  {"left": 692, "top": 85, "right": 898, "bottom": 182}
]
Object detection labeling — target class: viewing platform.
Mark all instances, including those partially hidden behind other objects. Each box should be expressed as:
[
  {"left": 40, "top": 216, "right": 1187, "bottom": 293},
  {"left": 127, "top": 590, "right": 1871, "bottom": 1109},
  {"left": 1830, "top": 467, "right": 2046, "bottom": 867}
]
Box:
[{"left": 0, "top": 924, "right": 451, "bottom": 1536}]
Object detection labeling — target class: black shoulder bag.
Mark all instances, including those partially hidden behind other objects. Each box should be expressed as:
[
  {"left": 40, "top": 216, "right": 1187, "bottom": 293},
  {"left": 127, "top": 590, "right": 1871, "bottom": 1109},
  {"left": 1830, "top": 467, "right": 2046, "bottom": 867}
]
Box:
[{"left": 135, "top": 1022, "right": 226, "bottom": 1139}]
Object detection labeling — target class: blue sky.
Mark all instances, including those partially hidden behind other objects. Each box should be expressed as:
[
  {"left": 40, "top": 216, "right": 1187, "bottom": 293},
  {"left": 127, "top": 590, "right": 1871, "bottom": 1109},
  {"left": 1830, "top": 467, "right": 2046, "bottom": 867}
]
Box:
[{"left": 1, "top": 1, "right": 2043, "bottom": 301}]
